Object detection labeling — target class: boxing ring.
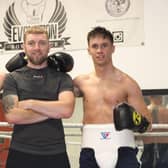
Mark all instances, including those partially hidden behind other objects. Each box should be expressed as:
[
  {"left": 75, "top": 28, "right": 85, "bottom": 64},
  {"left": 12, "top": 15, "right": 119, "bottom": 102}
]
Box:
[
  {"left": 0, "top": 122, "right": 168, "bottom": 138},
  {"left": 0, "top": 122, "right": 168, "bottom": 168},
  {"left": 0, "top": 122, "right": 168, "bottom": 141}
]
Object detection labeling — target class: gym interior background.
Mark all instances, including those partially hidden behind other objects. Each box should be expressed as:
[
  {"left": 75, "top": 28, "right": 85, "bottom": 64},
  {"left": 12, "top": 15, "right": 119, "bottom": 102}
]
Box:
[{"left": 0, "top": 0, "right": 168, "bottom": 167}]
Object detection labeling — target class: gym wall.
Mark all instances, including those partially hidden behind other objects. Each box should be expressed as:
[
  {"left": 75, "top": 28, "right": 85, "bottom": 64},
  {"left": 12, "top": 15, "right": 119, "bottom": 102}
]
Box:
[{"left": 0, "top": 0, "right": 168, "bottom": 90}]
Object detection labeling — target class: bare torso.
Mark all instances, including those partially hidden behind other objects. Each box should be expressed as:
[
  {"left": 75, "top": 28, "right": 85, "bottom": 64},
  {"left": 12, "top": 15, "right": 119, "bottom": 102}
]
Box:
[{"left": 74, "top": 68, "right": 138, "bottom": 124}]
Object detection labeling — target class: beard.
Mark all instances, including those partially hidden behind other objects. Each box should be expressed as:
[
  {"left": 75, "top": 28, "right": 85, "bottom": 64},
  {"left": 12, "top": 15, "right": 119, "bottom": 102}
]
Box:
[{"left": 28, "top": 55, "right": 47, "bottom": 65}]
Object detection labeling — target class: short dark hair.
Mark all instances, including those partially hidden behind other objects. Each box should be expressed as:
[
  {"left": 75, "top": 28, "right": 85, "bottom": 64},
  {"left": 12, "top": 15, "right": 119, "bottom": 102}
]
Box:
[{"left": 87, "top": 26, "right": 114, "bottom": 44}]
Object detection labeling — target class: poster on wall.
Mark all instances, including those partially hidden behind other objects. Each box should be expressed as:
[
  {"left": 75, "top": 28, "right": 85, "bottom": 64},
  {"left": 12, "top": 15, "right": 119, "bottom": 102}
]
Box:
[{"left": 0, "top": 0, "right": 144, "bottom": 52}]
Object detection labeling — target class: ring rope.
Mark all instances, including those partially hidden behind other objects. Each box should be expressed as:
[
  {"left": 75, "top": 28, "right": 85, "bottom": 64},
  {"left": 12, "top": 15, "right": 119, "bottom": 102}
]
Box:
[{"left": 0, "top": 122, "right": 168, "bottom": 129}]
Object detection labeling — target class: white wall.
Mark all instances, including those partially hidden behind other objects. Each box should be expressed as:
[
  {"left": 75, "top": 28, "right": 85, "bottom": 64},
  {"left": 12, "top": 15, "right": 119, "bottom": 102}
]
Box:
[
  {"left": 0, "top": 0, "right": 168, "bottom": 90},
  {"left": 69, "top": 0, "right": 168, "bottom": 90}
]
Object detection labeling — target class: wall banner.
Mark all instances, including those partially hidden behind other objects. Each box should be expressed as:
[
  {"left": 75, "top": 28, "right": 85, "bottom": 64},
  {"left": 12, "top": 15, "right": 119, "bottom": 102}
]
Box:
[{"left": 0, "top": 0, "right": 144, "bottom": 52}]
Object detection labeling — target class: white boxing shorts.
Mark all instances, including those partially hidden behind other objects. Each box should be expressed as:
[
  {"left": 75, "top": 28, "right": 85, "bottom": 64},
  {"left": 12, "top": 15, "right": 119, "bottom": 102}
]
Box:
[{"left": 81, "top": 124, "right": 136, "bottom": 168}]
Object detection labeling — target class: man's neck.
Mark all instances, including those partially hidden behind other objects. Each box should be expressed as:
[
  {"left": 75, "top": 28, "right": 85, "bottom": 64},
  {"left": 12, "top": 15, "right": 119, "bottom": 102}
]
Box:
[
  {"left": 94, "top": 63, "right": 115, "bottom": 79},
  {"left": 27, "top": 61, "right": 48, "bottom": 69}
]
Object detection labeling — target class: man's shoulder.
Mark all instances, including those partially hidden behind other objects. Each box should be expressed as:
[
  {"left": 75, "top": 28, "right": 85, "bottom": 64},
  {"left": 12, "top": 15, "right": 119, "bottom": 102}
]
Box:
[
  {"left": 115, "top": 70, "right": 141, "bottom": 93},
  {"left": 118, "top": 70, "right": 139, "bottom": 86},
  {"left": 73, "top": 74, "right": 90, "bottom": 97},
  {"left": 115, "top": 69, "right": 135, "bottom": 84},
  {"left": 74, "top": 73, "right": 91, "bottom": 82}
]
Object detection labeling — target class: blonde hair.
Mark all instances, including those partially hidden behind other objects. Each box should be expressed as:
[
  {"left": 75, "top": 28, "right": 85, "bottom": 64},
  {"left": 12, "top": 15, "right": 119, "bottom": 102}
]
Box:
[{"left": 23, "top": 26, "right": 49, "bottom": 42}]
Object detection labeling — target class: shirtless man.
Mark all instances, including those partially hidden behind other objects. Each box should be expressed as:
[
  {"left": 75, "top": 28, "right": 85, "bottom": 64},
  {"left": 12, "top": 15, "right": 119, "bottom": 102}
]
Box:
[{"left": 73, "top": 26, "right": 152, "bottom": 168}]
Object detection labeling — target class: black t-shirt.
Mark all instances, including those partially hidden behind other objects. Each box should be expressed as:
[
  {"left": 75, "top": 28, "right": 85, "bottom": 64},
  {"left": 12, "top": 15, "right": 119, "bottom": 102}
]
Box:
[{"left": 3, "top": 66, "right": 73, "bottom": 155}]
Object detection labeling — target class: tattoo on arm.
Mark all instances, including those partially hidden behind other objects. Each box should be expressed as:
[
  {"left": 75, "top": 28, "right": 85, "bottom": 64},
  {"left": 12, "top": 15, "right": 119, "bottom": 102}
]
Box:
[{"left": 2, "top": 95, "right": 16, "bottom": 113}]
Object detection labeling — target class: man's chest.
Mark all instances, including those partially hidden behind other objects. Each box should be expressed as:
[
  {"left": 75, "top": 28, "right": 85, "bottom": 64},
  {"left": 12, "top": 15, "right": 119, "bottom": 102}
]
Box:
[
  {"left": 82, "top": 82, "right": 127, "bottom": 104},
  {"left": 16, "top": 75, "right": 60, "bottom": 100}
]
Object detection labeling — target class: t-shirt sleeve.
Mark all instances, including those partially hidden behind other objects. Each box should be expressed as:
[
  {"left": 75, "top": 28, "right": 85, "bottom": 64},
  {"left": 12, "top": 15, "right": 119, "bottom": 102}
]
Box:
[
  {"left": 58, "top": 73, "right": 74, "bottom": 93},
  {"left": 2, "top": 73, "right": 18, "bottom": 97}
]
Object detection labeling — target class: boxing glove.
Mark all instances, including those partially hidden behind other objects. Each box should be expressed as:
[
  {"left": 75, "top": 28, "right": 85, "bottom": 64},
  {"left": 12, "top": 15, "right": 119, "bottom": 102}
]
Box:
[
  {"left": 47, "top": 52, "right": 74, "bottom": 72},
  {"left": 5, "top": 52, "right": 74, "bottom": 72},
  {"left": 6, "top": 52, "right": 27, "bottom": 72},
  {"left": 113, "top": 103, "right": 149, "bottom": 133}
]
